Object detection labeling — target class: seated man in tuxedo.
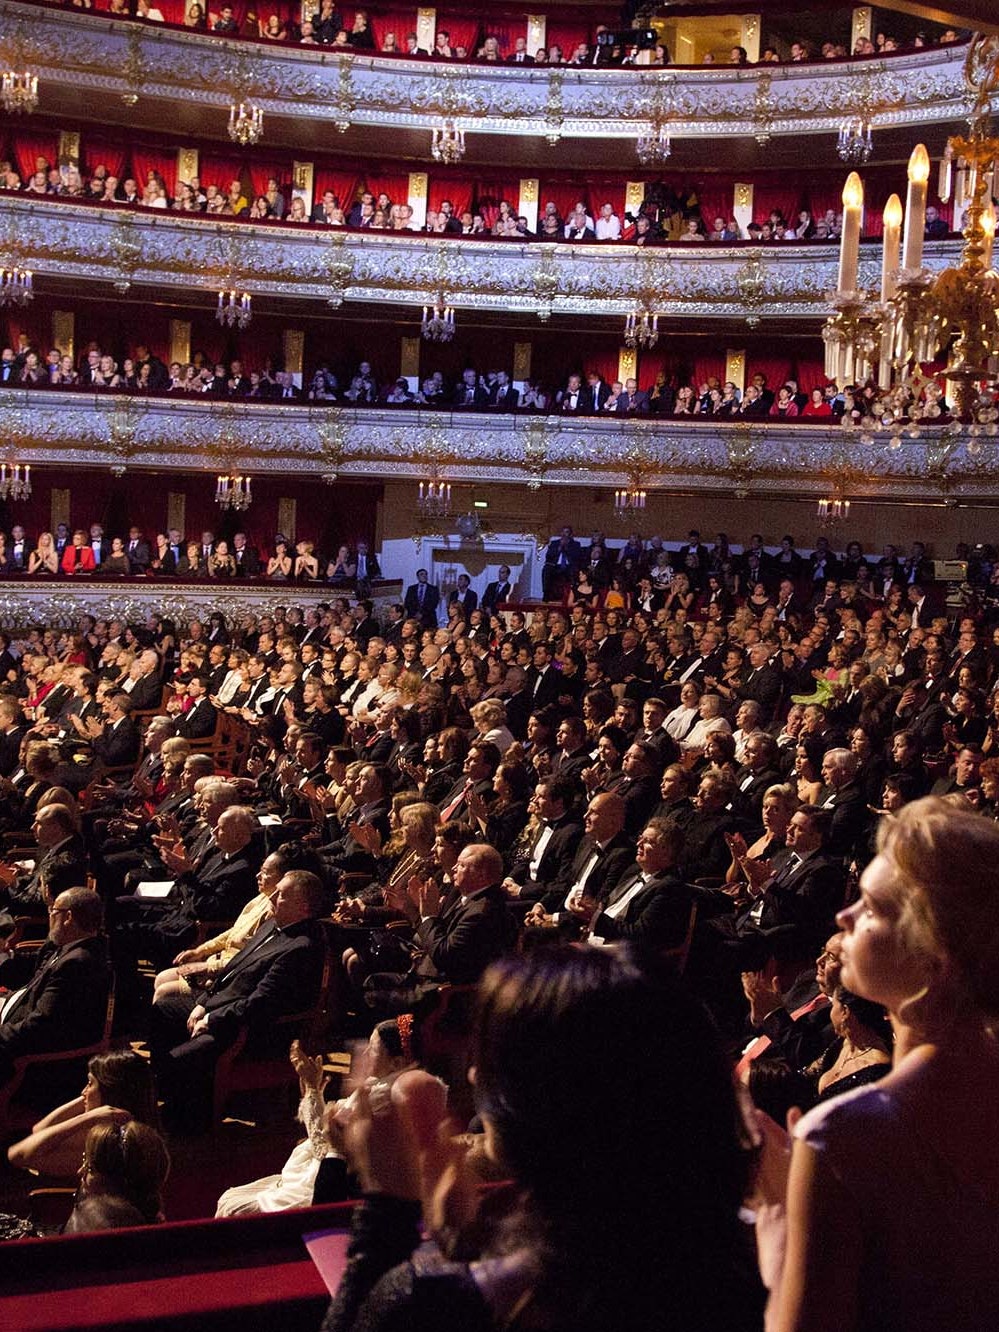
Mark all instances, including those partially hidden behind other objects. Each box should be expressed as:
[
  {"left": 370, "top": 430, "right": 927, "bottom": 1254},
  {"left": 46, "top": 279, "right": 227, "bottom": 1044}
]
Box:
[
  {"left": 0, "top": 888, "right": 110, "bottom": 1089},
  {"left": 579, "top": 816, "right": 693, "bottom": 950},
  {"left": 502, "top": 776, "right": 583, "bottom": 906},
  {"left": 363, "top": 843, "right": 513, "bottom": 1012},
  {"left": 150, "top": 869, "right": 328, "bottom": 1133},
  {"left": 525, "top": 791, "right": 634, "bottom": 931},
  {"left": 0, "top": 803, "right": 86, "bottom": 913}
]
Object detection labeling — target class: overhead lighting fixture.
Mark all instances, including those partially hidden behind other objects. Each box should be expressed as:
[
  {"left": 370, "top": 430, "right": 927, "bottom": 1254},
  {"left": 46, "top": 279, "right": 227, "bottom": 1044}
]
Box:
[
  {"left": 228, "top": 101, "right": 263, "bottom": 146},
  {"left": 1, "top": 71, "right": 38, "bottom": 115},
  {"left": 217, "top": 288, "right": 251, "bottom": 328}
]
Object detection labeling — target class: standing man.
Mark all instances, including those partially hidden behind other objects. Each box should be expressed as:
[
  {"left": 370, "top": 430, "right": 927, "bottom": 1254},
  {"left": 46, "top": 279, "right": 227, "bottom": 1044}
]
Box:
[{"left": 404, "top": 569, "right": 440, "bottom": 628}]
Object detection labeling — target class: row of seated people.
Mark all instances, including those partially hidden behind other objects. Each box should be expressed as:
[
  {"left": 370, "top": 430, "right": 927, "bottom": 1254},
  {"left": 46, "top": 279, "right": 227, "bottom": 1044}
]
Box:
[
  {"left": 1, "top": 337, "right": 959, "bottom": 423},
  {"left": 35, "top": 0, "right": 969, "bottom": 65},
  {"left": 0, "top": 524, "right": 381, "bottom": 584},
  {"left": 0, "top": 522, "right": 996, "bottom": 1155},
  {"left": 4, "top": 153, "right": 959, "bottom": 244}
]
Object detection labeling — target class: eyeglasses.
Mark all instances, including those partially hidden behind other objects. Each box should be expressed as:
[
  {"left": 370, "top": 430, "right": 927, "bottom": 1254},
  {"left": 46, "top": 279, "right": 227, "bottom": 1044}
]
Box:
[{"left": 48, "top": 906, "right": 70, "bottom": 917}]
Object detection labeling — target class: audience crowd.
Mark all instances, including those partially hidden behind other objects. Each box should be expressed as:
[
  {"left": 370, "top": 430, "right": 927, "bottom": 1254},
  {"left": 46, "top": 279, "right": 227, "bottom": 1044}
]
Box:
[
  {"left": 3, "top": 332, "right": 971, "bottom": 425},
  {"left": 34, "top": 0, "right": 966, "bottom": 68},
  {"left": 0, "top": 514, "right": 996, "bottom": 1332}
]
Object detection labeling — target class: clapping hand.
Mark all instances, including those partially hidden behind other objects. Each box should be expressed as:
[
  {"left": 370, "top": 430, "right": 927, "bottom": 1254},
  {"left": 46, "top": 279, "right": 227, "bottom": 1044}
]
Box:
[
  {"left": 350, "top": 821, "right": 382, "bottom": 855},
  {"left": 741, "top": 854, "right": 772, "bottom": 898},
  {"left": 290, "top": 1038, "right": 328, "bottom": 1094}
]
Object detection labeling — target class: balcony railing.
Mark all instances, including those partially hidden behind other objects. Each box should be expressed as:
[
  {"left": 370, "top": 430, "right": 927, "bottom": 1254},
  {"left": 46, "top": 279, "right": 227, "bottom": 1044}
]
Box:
[
  {"left": 0, "top": 1, "right": 974, "bottom": 142},
  {"left": 0, "top": 196, "right": 963, "bottom": 319},
  {"left": 1, "top": 389, "right": 991, "bottom": 501}
]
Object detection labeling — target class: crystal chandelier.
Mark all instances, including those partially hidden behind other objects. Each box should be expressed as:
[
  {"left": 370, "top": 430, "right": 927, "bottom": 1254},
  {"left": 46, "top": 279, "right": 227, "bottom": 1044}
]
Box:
[
  {"left": 421, "top": 301, "right": 455, "bottom": 342},
  {"left": 636, "top": 124, "right": 671, "bottom": 166},
  {"left": 0, "top": 266, "right": 33, "bottom": 307},
  {"left": 624, "top": 311, "right": 659, "bottom": 349},
  {"left": 417, "top": 480, "right": 451, "bottom": 518},
  {"left": 837, "top": 115, "right": 873, "bottom": 165},
  {"left": 614, "top": 486, "right": 647, "bottom": 512},
  {"left": 215, "top": 474, "right": 252, "bottom": 510},
  {"left": 0, "top": 463, "right": 31, "bottom": 501},
  {"left": 431, "top": 119, "right": 465, "bottom": 165},
  {"left": 1, "top": 71, "right": 38, "bottom": 115},
  {"left": 217, "top": 288, "right": 251, "bottom": 328},
  {"left": 817, "top": 497, "right": 850, "bottom": 523},
  {"left": 228, "top": 101, "right": 263, "bottom": 146}
]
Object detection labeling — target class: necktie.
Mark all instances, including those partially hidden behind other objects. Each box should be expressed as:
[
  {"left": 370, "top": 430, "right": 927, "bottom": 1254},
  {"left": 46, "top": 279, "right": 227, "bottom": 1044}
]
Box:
[
  {"left": 418, "top": 585, "right": 425, "bottom": 605},
  {"left": 440, "top": 781, "right": 470, "bottom": 821}
]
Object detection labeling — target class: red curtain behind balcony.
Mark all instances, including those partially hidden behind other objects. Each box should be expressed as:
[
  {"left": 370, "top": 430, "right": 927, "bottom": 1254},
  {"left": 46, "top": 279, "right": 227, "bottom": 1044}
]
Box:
[
  {"left": 368, "top": 8, "right": 417, "bottom": 48},
  {"left": 470, "top": 175, "right": 520, "bottom": 226},
  {"left": 11, "top": 131, "right": 60, "bottom": 185},
  {"left": 546, "top": 21, "right": 592, "bottom": 54},
  {"left": 130, "top": 147, "right": 178, "bottom": 199},
  {"left": 81, "top": 136, "right": 128, "bottom": 181},
  {"left": 431, "top": 16, "right": 481, "bottom": 53},
  {"left": 427, "top": 174, "right": 474, "bottom": 215},
  {"left": 358, "top": 169, "right": 410, "bottom": 207},
  {"left": 313, "top": 168, "right": 364, "bottom": 211}
]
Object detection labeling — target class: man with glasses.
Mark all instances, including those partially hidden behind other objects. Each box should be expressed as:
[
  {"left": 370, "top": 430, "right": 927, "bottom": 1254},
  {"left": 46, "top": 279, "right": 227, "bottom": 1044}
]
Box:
[{"left": 0, "top": 887, "right": 110, "bottom": 1089}]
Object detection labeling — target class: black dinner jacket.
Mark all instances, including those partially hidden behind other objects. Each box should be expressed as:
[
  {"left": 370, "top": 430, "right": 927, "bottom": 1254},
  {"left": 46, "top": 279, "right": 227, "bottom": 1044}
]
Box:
[
  {"left": 543, "top": 831, "right": 634, "bottom": 913},
  {"left": 413, "top": 884, "right": 513, "bottom": 985},
  {"left": 509, "top": 811, "right": 584, "bottom": 903},
  {"left": 0, "top": 934, "right": 110, "bottom": 1060},
  {"left": 591, "top": 869, "right": 693, "bottom": 948},
  {"left": 196, "top": 917, "right": 327, "bottom": 1048}
]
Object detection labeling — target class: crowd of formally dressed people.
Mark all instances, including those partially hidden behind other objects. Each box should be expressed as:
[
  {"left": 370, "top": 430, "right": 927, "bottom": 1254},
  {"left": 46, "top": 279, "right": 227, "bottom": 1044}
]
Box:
[
  {"left": 4, "top": 331, "right": 968, "bottom": 427},
  {"left": 37, "top": 0, "right": 967, "bottom": 67},
  {"left": 0, "top": 518, "right": 997, "bottom": 1330},
  {"left": 2, "top": 148, "right": 885, "bottom": 243}
]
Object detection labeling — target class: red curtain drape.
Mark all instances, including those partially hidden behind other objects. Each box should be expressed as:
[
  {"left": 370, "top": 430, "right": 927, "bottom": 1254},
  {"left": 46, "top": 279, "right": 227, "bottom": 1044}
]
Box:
[
  {"left": 367, "top": 7, "right": 413, "bottom": 48},
  {"left": 482, "top": 20, "right": 517, "bottom": 55},
  {"left": 313, "top": 167, "right": 363, "bottom": 211},
  {"left": 538, "top": 179, "right": 586, "bottom": 222},
  {"left": 433, "top": 16, "right": 481, "bottom": 53},
  {"left": 470, "top": 174, "right": 520, "bottom": 226},
  {"left": 200, "top": 152, "right": 254, "bottom": 194},
  {"left": 244, "top": 156, "right": 289, "bottom": 199},
  {"left": 130, "top": 147, "right": 177, "bottom": 200},
  {"left": 545, "top": 21, "right": 591, "bottom": 55},
  {"left": 11, "top": 131, "right": 61, "bottom": 185},
  {"left": 428, "top": 173, "right": 474, "bottom": 215},
  {"left": 358, "top": 169, "right": 410, "bottom": 207},
  {"left": 82, "top": 136, "right": 128, "bottom": 181}
]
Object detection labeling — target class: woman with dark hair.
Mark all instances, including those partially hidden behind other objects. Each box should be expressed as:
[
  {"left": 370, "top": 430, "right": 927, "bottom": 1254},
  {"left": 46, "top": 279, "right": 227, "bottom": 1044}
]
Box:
[
  {"left": 805, "top": 986, "right": 892, "bottom": 1102},
  {"left": 323, "top": 946, "right": 763, "bottom": 1332},
  {"left": 8, "top": 1049, "right": 159, "bottom": 1178},
  {"left": 67, "top": 1120, "right": 170, "bottom": 1229},
  {"left": 581, "top": 723, "right": 628, "bottom": 797},
  {"left": 793, "top": 737, "right": 826, "bottom": 804}
]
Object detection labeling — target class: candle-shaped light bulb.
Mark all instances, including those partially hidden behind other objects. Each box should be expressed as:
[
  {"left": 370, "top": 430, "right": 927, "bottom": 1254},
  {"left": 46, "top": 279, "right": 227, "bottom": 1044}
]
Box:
[
  {"left": 902, "top": 144, "right": 930, "bottom": 272},
  {"left": 837, "top": 172, "right": 864, "bottom": 296},
  {"left": 983, "top": 204, "right": 996, "bottom": 270},
  {"left": 881, "top": 193, "right": 903, "bottom": 302}
]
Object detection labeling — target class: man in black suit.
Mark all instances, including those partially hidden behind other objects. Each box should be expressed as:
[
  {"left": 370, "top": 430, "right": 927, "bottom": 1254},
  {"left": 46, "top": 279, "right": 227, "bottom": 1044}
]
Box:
[
  {"left": 733, "top": 642, "right": 783, "bottom": 720},
  {"left": 452, "top": 368, "right": 489, "bottom": 408},
  {"left": 88, "top": 692, "right": 141, "bottom": 770},
  {"left": 583, "top": 817, "right": 693, "bottom": 949},
  {"left": 818, "top": 748, "right": 872, "bottom": 864},
  {"left": 732, "top": 733, "right": 782, "bottom": 831},
  {"left": 353, "top": 541, "right": 381, "bottom": 592},
  {"left": 0, "top": 695, "right": 26, "bottom": 777},
  {"left": 8, "top": 525, "right": 29, "bottom": 571},
  {"left": 319, "top": 762, "right": 392, "bottom": 873},
  {"left": 125, "top": 526, "right": 151, "bottom": 573},
  {"left": 725, "top": 806, "right": 847, "bottom": 967},
  {"left": 527, "top": 791, "right": 634, "bottom": 926},
  {"left": 0, "top": 888, "right": 110, "bottom": 1088},
  {"left": 364, "top": 844, "right": 513, "bottom": 1013},
  {"left": 150, "top": 869, "right": 328, "bottom": 1132},
  {"left": 506, "top": 35, "right": 534, "bottom": 63},
  {"left": 481, "top": 565, "right": 513, "bottom": 617},
  {"left": 120, "top": 650, "right": 163, "bottom": 713},
  {"left": 542, "top": 526, "right": 583, "bottom": 600},
  {"left": 680, "top": 770, "right": 740, "bottom": 881},
  {"left": 232, "top": 532, "right": 260, "bottom": 576},
  {"left": 489, "top": 371, "right": 520, "bottom": 409},
  {"left": 448, "top": 574, "right": 478, "bottom": 619},
  {"left": 174, "top": 676, "right": 218, "bottom": 741},
  {"left": 581, "top": 371, "right": 611, "bottom": 413},
  {"left": 404, "top": 569, "right": 441, "bottom": 628},
  {"left": 525, "top": 642, "right": 562, "bottom": 711},
  {"left": 0, "top": 805, "right": 86, "bottom": 913},
  {"left": 504, "top": 776, "right": 583, "bottom": 906}
]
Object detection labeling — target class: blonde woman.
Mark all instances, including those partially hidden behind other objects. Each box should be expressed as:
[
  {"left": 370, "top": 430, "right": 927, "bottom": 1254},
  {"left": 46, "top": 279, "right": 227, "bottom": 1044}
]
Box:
[{"left": 28, "top": 532, "right": 59, "bottom": 575}]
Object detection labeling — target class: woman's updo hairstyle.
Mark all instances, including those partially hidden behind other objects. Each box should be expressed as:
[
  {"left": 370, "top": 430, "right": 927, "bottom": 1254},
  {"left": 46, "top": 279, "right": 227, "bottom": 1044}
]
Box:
[{"left": 877, "top": 796, "right": 999, "bottom": 1020}]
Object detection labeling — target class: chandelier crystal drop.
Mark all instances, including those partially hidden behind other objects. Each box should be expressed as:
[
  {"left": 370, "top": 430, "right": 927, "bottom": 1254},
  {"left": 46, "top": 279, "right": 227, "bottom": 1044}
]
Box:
[{"left": 624, "top": 311, "right": 659, "bottom": 349}]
